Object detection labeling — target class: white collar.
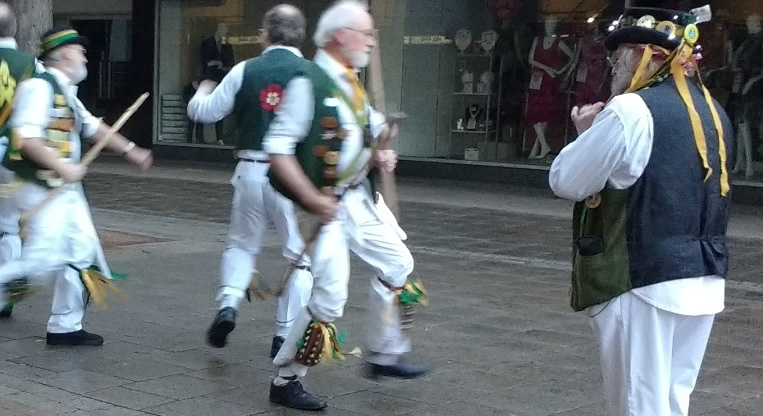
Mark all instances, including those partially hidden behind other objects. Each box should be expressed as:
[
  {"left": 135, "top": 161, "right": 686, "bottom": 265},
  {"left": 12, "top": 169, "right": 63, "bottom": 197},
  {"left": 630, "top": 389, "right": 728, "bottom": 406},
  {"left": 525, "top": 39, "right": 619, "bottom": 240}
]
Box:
[
  {"left": 45, "top": 67, "right": 79, "bottom": 98},
  {"left": 314, "top": 49, "right": 358, "bottom": 82},
  {"left": 262, "top": 45, "right": 303, "bottom": 58},
  {"left": 0, "top": 37, "right": 17, "bottom": 49}
]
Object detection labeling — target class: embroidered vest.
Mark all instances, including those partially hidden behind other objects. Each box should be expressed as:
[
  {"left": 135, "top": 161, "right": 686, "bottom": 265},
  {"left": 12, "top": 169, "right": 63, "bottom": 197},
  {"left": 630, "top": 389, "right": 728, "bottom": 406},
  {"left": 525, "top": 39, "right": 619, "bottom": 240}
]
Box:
[
  {"left": 270, "top": 62, "right": 374, "bottom": 205},
  {"left": 3, "top": 72, "right": 77, "bottom": 188},
  {"left": 234, "top": 48, "right": 306, "bottom": 151}
]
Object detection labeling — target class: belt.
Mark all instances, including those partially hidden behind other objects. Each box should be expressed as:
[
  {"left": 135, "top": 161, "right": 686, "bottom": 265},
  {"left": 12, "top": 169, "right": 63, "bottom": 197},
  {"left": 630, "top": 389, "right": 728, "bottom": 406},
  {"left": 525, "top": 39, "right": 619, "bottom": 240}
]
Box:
[{"left": 238, "top": 158, "right": 270, "bottom": 164}]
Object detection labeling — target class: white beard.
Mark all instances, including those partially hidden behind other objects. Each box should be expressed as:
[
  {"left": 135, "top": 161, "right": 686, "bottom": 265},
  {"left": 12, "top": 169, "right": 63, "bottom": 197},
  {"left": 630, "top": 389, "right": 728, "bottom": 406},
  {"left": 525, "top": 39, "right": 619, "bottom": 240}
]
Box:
[
  {"left": 69, "top": 62, "right": 88, "bottom": 85},
  {"left": 343, "top": 47, "right": 370, "bottom": 69}
]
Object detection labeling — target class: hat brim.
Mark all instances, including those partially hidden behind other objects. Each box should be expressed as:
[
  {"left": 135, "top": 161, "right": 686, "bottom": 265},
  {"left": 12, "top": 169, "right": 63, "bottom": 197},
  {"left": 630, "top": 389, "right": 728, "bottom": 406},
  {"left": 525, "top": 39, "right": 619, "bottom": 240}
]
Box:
[
  {"left": 604, "top": 26, "right": 679, "bottom": 51},
  {"left": 39, "top": 35, "right": 90, "bottom": 58}
]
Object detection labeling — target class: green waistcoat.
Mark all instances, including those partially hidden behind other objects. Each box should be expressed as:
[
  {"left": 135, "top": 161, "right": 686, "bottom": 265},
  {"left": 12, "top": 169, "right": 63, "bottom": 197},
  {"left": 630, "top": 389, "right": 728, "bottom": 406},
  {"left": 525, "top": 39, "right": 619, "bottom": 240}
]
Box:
[
  {"left": 570, "top": 190, "right": 632, "bottom": 312},
  {"left": 233, "top": 48, "right": 306, "bottom": 151},
  {"left": 3, "top": 72, "right": 77, "bottom": 188},
  {"left": 0, "top": 47, "right": 36, "bottom": 139},
  {"left": 270, "top": 62, "right": 373, "bottom": 205}
]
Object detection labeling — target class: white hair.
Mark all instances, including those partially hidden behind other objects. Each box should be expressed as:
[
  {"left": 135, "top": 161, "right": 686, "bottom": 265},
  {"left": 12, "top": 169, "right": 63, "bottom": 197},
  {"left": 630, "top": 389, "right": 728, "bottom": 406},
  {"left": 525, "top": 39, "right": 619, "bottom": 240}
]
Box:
[
  {"left": 43, "top": 48, "right": 65, "bottom": 66},
  {"left": 313, "top": 0, "right": 369, "bottom": 48}
]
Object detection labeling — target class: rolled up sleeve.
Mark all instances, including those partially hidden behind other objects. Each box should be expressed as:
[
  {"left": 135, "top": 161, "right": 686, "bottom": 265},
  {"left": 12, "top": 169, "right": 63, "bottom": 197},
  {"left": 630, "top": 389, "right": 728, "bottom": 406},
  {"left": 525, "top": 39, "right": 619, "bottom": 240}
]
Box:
[
  {"left": 263, "top": 77, "right": 314, "bottom": 155},
  {"left": 73, "top": 98, "right": 101, "bottom": 139},
  {"left": 369, "top": 107, "right": 386, "bottom": 139},
  {"left": 9, "top": 78, "right": 53, "bottom": 139},
  {"left": 187, "top": 61, "right": 245, "bottom": 123}
]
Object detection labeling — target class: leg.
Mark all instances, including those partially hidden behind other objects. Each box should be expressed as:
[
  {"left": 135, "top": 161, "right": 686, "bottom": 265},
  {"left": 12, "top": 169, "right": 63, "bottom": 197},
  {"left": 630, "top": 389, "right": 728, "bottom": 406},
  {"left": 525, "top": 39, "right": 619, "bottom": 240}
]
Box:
[
  {"left": 265, "top": 184, "right": 313, "bottom": 352},
  {"left": 345, "top": 190, "right": 427, "bottom": 379},
  {"left": 209, "top": 167, "right": 269, "bottom": 347},
  {"left": 532, "top": 122, "right": 550, "bottom": 159},
  {"left": 668, "top": 314, "right": 715, "bottom": 416},
  {"left": 589, "top": 292, "right": 674, "bottom": 416},
  {"left": 215, "top": 119, "right": 225, "bottom": 145},
  {"left": 270, "top": 219, "right": 348, "bottom": 411},
  {"left": 0, "top": 233, "right": 20, "bottom": 318},
  {"left": 46, "top": 191, "right": 102, "bottom": 346}
]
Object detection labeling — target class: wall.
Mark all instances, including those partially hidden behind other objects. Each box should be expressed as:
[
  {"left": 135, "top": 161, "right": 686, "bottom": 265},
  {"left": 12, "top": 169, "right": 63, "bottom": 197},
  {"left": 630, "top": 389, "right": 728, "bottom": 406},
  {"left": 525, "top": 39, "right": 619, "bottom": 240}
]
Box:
[{"left": 53, "top": 0, "right": 132, "bottom": 15}]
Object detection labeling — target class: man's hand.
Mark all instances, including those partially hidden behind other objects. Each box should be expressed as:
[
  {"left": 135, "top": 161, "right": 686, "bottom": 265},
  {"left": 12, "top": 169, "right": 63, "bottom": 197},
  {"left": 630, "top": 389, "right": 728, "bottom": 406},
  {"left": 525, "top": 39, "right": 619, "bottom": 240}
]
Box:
[
  {"left": 306, "top": 193, "right": 339, "bottom": 223},
  {"left": 124, "top": 147, "right": 153, "bottom": 171},
  {"left": 375, "top": 149, "right": 398, "bottom": 173},
  {"left": 571, "top": 102, "right": 606, "bottom": 135},
  {"left": 197, "top": 80, "right": 218, "bottom": 95},
  {"left": 57, "top": 162, "right": 87, "bottom": 184}
]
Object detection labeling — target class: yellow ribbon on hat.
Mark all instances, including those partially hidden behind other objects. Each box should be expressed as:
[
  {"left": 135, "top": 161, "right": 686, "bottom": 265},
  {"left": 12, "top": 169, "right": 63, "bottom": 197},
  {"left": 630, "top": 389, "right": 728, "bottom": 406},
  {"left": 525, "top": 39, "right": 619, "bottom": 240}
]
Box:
[{"left": 624, "top": 36, "right": 729, "bottom": 196}]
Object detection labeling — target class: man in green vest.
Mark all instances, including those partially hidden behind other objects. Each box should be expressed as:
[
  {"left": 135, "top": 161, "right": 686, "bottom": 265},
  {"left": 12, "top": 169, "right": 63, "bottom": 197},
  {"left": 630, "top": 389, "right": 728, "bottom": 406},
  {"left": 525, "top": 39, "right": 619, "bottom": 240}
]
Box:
[
  {"left": 549, "top": 7, "right": 731, "bottom": 415},
  {"left": 187, "top": 4, "right": 315, "bottom": 358},
  {"left": 0, "top": 1, "right": 39, "bottom": 319},
  {"left": 264, "top": 0, "right": 427, "bottom": 411},
  {"left": 0, "top": 26, "right": 153, "bottom": 346}
]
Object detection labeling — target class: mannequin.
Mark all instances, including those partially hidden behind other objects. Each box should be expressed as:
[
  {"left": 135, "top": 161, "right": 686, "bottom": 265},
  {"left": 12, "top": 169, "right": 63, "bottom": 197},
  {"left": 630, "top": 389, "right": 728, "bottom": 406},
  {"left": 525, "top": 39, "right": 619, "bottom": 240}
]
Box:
[
  {"left": 732, "top": 13, "right": 763, "bottom": 178},
  {"left": 573, "top": 22, "right": 609, "bottom": 107},
  {"left": 700, "top": 9, "right": 733, "bottom": 97},
  {"left": 525, "top": 17, "right": 575, "bottom": 160},
  {"left": 199, "top": 23, "right": 235, "bottom": 145}
]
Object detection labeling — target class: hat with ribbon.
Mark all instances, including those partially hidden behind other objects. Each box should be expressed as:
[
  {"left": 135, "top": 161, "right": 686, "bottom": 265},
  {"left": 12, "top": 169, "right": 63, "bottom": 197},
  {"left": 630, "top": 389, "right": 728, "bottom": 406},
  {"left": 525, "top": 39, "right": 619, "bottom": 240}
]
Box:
[
  {"left": 604, "top": 4, "right": 729, "bottom": 197},
  {"left": 39, "top": 26, "right": 89, "bottom": 58}
]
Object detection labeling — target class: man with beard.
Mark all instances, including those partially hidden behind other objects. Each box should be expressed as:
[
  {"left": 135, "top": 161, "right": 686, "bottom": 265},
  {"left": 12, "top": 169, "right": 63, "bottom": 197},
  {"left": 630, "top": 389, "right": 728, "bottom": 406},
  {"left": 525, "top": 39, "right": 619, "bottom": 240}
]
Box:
[
  {"left": 187, "top": 4, "right": 314, "bottom": 358},
  {"left": 549, "top": 7, "right": 732, "bottom": 416},
  {"left": 263, "top": 0, "right": 428, "bottom": 410},
  {"left": 0, "top": 26, "right": 153, "bottom": 346}
]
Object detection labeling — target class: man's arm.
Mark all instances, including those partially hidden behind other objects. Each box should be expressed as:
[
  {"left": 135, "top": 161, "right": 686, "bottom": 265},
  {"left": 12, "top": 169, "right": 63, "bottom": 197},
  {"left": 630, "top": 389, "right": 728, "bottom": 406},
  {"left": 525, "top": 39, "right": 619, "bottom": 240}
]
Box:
[
  {"left": 75, "top": 98, "right": 152, "bottom": 171},
  {"left": 187, "top": 61, "right": 245, "bottom": 123},
  {"left": 549, "top": 95, "right": 652, "bottom": 201},
  {"left": 264, "top": 77, "right": 337, "bottom": 222}
]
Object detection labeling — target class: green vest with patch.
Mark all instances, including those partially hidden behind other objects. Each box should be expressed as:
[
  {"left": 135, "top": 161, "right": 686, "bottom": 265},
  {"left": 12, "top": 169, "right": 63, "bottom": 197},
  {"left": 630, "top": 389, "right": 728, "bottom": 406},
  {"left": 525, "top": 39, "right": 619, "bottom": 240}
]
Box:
[
  {"left": 3, "top": 72, "right": 77, "bottom": 188},
  {"left": 0, "top": 48, "right": 36, "bottom": 140},
  {"left": 233, "top": 48, "right": 306, "bottom": 151},
  {"left": 270, "top": 62, "right": 374, "bottom": 205}
]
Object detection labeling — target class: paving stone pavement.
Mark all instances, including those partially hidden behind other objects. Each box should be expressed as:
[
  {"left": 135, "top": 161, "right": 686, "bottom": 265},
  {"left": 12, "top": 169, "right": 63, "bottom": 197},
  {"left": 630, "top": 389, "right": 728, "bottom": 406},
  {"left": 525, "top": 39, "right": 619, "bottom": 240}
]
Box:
[{"left": 1, "top": 160, "right": 763, "bottom": 415}]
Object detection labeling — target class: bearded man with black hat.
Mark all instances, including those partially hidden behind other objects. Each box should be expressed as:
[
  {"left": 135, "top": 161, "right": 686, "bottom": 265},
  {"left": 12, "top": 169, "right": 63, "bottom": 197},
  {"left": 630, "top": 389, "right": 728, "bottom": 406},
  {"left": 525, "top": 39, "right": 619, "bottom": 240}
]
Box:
[
  {"left": 0, "top": 26, "right": 152, "bottom": 346},
  {"left": 549, "top": 5, "right": 732, "bottom": 416}
]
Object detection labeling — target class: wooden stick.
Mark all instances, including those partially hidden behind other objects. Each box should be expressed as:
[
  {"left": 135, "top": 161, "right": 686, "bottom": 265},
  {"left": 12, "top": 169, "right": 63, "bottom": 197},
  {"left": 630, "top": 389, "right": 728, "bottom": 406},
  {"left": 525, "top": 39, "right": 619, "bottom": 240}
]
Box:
[
  {"left": 368, "top": 29, "right": 401, "bottom": 219},
  {"left": 18, "top": 92, "right": 149, "bottom": 228}
]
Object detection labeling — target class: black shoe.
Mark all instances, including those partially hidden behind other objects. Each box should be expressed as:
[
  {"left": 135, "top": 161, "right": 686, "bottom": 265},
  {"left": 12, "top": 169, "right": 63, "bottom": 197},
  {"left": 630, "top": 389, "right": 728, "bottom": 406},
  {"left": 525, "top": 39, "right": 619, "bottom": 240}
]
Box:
[
  {"left": 269, "top": 380, "right": 327, "bottom": 411},
  {"left": 366, "top": 361, "right": 429, "bottom": 380},
  {"left": 0, "top": 304, "right": 12, "bottom": 319},
  {"left": 46, "top": 330, "right": 104, "bottom": 346},
  {"left": 270, "top": 336, "right": 285, "bottom": 358},
  {"left": 206, "top": 307, "right": 236, "bottom": 348}
]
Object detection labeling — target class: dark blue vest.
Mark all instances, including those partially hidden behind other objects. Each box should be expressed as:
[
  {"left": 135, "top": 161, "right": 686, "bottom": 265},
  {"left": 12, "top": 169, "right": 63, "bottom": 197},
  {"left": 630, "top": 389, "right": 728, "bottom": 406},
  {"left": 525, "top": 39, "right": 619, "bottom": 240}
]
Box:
[{"left": 628, "top": 77, "right": 733, "bottom": 288}]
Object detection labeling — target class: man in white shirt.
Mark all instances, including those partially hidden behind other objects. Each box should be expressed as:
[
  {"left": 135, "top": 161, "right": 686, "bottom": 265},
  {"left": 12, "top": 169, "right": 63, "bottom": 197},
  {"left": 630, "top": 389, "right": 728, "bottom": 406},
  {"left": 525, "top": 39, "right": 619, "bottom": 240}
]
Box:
[
  {"left": 549, "top": 7, "right": 732, "bottom": 416},
  {"left": 0, "top": 26, "right": 152, "bottom": 346},
  {"left": 264, "top": 0, "right": 428, "bottom": 411},
  {"left": 187, "top": 4, "right": 314, "bottom": 358}
]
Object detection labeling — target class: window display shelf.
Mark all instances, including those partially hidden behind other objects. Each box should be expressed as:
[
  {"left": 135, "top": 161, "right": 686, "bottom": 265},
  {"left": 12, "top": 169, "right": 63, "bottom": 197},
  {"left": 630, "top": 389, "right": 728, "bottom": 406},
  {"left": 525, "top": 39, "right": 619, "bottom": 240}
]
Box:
[{"left": 451, "top": 129, "right": 497, "bottom": 134}]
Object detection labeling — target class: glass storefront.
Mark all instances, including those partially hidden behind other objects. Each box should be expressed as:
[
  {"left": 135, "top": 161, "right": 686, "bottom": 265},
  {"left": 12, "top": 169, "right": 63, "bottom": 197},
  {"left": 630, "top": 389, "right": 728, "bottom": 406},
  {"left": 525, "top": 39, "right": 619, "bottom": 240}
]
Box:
[{"left": 154, "top": 0, "right": 763, "bottom": 182}]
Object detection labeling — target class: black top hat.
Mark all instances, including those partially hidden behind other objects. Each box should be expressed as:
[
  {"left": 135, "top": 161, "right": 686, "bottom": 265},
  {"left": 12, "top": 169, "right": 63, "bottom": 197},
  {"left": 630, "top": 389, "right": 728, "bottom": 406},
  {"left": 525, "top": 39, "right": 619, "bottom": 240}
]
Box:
[
  {"left": 604, "top": 7, "right": 703, "bottom": 51},
  {"left": 39, "top": 26, "right": 89, "bottom": 58}
]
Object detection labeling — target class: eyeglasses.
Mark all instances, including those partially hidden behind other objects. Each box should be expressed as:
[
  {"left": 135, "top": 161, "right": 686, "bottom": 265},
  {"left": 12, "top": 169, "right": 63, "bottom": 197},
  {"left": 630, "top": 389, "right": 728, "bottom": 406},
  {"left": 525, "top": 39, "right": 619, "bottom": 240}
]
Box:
[{"left": 343, "top": 27, "right": 375, "bottom": 39}]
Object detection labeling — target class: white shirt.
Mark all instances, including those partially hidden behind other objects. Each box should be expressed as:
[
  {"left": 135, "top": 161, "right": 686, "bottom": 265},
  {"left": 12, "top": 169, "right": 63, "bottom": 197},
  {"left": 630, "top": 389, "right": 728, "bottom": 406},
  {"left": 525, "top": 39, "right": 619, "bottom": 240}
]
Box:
[
  {"left": 549, "top": 93, "right": 724, "bottom": 316},
  {"left": 10, "top": 67, "right": 101, "bottom": 163},
  {"left": 187, "top": 45, "right": 303, "bottom": 124},
  {"left": 263, "top": 49, "right": 386, "bottom": 183}
]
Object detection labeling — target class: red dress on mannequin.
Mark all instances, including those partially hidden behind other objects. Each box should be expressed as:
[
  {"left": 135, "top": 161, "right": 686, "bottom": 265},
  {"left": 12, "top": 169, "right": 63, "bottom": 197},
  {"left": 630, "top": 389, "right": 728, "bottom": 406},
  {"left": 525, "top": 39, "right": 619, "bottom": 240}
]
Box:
[
  {"left": 574, "top": 35, "right": 610, "bottom": 106},
  {"left": 525, "top": 37, "right": 562, "bottom": 125}
]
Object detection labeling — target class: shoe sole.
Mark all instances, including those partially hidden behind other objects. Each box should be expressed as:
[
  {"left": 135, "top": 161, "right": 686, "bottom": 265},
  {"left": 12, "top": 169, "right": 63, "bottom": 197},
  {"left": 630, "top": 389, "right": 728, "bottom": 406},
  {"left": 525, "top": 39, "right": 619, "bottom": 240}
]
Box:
[
  {"left": 269, "top": 397, "right": 327, "bottom": 411},
  {"left": 207, "top": 320, "right": 235, "bottom": 348}
]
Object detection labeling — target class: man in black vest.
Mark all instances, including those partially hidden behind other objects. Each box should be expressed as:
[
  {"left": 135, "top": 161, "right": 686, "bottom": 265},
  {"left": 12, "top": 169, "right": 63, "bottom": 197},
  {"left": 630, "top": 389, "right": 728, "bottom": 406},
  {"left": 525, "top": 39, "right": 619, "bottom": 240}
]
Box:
[
  {"left": 198, "top": 22, "right": 234, "bottom": 145},
  {"left": 188, "top": 4, "right": 314, "bottom": 360},
  {"left": 549, "top": 7, "right": 732, "bottom": 416}
]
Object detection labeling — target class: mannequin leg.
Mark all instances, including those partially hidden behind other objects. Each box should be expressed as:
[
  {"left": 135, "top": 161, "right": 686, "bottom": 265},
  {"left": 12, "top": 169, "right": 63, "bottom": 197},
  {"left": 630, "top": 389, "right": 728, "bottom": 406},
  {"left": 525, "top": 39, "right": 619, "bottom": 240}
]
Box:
[
  {"left": 532, "top": 122, "right": 550, "bottom": 159},
  {"left": 739, "top": 118, "right": 754, "bottom": 178},
  {"left": 528, "top": 136, "right": 540, "bottom": 159}
]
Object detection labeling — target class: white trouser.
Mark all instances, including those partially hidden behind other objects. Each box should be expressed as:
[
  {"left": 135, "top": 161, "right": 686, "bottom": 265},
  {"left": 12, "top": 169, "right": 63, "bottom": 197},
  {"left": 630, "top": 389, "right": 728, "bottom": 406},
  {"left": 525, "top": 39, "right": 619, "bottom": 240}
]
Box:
[
  {"left": 216, "top": 161, "right": 312, "bottom": 336},
  {"left": 274, "top": 188, "right": 414, "bottom": 370},
  {"left": 0, "top": 184, "right": 99, "bottom": 333},
  {"left": 589, "top": 291, "right": 715, "bottom": 416}
]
